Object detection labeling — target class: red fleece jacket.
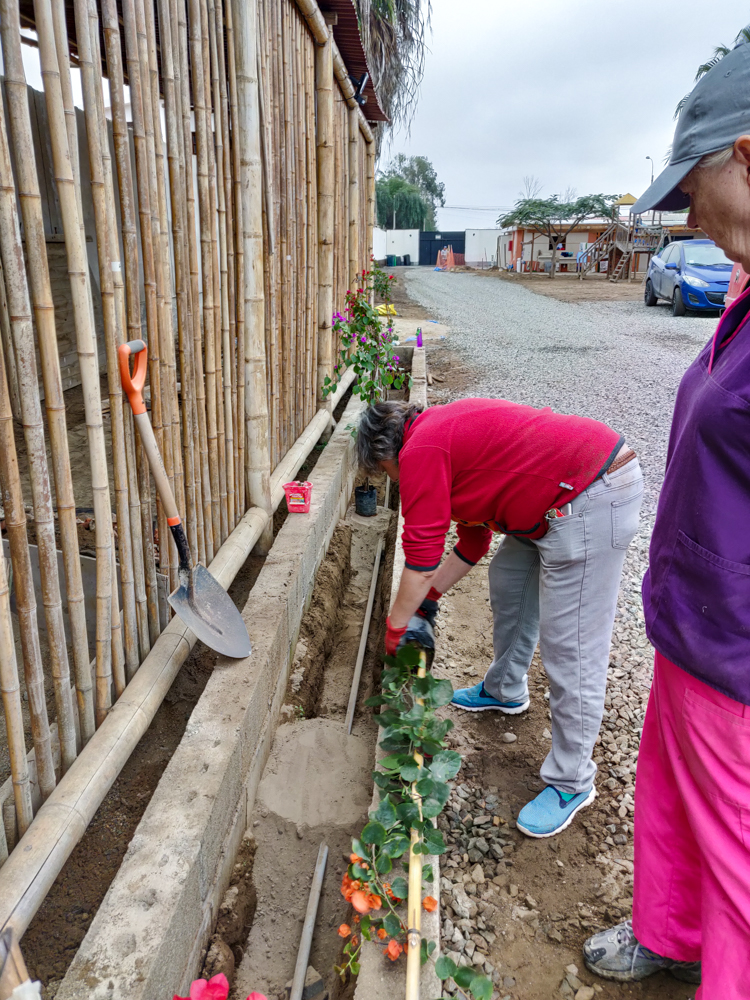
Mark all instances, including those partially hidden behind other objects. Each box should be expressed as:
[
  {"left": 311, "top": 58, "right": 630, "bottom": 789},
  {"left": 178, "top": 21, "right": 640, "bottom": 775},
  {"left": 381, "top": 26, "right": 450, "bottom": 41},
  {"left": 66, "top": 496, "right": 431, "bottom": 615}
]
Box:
[{"left": 399, "top": 398, "right": 622, "bottom": 571}]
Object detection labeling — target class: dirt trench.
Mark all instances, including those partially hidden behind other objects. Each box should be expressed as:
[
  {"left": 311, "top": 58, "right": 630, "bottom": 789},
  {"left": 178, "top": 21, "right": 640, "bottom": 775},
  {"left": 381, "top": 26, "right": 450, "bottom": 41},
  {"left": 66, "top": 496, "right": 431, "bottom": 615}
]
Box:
[{"left": 190, "top": 484, "right": 399, "bottom": 1000}]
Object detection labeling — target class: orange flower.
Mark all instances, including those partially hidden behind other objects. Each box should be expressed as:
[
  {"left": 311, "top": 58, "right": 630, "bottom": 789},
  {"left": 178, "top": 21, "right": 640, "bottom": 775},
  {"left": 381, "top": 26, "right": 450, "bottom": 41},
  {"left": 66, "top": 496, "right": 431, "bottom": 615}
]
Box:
[
  {"left": 422, "top": 896, "right": 438, "bottom": 912},
  {"left": 338, "top": 924, "right": 351, "bottom": 938},
  {"left": 360, "top": 863, "right": 369, "bottom": 870},
  {"left": 350, "top": 936, "right": 358, "bottom": 948},
  {"left": 368, "top": 893, "right": 382, "bottom": 911},
  {"left": 353, "top": 915, "right": 360, "bottom": 924},
  {"left": 340, "top": 874, "right": 362, "bottom": 903},
  {"left": 351, "top": 890, "right": 372, "bottom": 915},
  {"left": 377, "top": 928, "right": 387, "bottom": 940},
  {"left": 350, "top": 853, "right": 362, "bottom": 864},
  {"left": 385, "top": 939, "right": 403, "bottom": 962}
]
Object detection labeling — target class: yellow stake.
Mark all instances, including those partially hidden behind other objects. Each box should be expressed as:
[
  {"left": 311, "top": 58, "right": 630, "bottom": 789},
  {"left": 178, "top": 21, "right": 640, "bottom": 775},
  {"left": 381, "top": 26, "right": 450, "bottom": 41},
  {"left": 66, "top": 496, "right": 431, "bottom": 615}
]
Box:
[{"left": 405, "top": 649, "right": 427, "bottom": 1000}]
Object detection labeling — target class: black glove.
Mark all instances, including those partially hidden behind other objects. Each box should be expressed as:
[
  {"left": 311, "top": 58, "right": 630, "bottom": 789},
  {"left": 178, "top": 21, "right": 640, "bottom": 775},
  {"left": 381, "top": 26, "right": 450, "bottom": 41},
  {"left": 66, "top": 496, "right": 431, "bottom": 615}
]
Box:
[
  {"left": 416, "top": 597, "right": 440, "bottom": 628},
  {"left": 397, "top": 614, "right": 435, "bottom": 667}
]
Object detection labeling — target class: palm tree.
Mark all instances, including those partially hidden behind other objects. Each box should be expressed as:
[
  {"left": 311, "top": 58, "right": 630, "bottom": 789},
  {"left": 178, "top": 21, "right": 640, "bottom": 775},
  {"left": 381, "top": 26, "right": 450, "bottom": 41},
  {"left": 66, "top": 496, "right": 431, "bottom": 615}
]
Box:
[
  {"left": 354, "top": 0, "right": 431, "bottom": 136},
  {"left": 675, "top": 24, "right": 750, "bottom": 118}
]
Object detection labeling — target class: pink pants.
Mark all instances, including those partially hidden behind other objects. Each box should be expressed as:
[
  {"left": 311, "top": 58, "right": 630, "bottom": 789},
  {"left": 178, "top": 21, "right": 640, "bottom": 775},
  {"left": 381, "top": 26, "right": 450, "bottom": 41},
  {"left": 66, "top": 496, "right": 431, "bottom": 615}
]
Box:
[{"left": 633, "top": 652, "right": 750, "bottom": 999}]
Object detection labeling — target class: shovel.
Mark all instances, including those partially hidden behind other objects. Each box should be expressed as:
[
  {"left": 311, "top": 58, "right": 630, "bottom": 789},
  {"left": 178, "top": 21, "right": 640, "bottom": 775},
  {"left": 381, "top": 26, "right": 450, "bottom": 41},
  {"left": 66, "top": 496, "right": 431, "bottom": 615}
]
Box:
[{"left": 119, "top": 340, "right": 251, "bottom": 659}]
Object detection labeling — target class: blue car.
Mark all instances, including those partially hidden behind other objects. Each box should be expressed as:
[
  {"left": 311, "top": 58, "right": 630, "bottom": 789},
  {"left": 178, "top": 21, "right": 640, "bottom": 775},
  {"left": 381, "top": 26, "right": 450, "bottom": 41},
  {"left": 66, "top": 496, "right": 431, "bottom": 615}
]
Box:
[{"left": 644, "top": 239, "right": 732, "bottom": 315}]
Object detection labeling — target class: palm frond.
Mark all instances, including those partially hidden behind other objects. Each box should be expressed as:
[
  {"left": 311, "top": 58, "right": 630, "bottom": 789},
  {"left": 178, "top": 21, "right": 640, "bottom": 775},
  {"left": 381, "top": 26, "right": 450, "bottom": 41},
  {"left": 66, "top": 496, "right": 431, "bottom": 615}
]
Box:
[{"left": 695, "top": 45, "right": 731, "bottom": 81}]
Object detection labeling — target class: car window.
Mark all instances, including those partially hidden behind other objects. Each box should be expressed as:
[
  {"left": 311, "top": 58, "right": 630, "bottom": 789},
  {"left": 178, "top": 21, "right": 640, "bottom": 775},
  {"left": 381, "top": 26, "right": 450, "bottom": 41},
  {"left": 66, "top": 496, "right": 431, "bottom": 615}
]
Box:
[
  {"left": 662, "top": 243, "right": 679, "bottom": 264},
  {"left": 683, "top": 244, "right": 732, "bottom": 267}
]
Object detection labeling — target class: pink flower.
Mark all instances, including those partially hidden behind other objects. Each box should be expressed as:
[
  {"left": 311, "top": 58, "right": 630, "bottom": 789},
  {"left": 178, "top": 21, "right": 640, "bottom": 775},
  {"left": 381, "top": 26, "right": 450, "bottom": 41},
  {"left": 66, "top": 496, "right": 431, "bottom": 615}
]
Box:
[{"left": 174, "top": 978, "right": 267, "bottom": 1000}]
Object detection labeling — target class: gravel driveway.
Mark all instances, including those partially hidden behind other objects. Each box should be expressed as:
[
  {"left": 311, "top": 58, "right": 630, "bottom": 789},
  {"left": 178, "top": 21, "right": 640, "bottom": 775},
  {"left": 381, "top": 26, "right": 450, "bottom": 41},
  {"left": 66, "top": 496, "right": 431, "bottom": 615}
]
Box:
[{"left": 402, "top": 268, "right": 719, "bottom": 997}]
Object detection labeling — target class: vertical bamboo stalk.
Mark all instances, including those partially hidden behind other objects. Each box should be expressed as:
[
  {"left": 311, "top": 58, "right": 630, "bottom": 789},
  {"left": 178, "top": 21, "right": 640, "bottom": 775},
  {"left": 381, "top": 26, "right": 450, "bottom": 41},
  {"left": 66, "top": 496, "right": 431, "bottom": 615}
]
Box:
[
  {"left": 406, "top": 650, "right": 427, "bottom": 998},
  {"left": 0, "top": 257, "right": 20, "bottom": 420},
  {"left": 0, "top": 53, "right": 78, "bottom": 765},
  {"left": 35, "top": 0, "right": 115, "bottom": 726},
  {"left": 0, "top": 373, "right": 55, "bottom": 807},
  {"left": 100, "top": 0, "right": 151, "bottom": 662},
  {"left": 315, "top": 22, "right": 334, "bottom": 423},
  {"left": 0, "top": 1, "right": 96, "bottom": 740},
  {"left": 188, "top": 0, "right": 222, "bottom": 551},
  {"left": 0, "top": 538, "right": 33, "bottom": 835},
  {"left": 175, "top": 0, "right": 212, "bottom": 563},
  {"left": 348, "top": 105, "right": 360, "bottom": 294},
  {"left": 158, "top": 0, "right": 198, "bottom": 564},
  {"left": 233, "top": 0, "right": 272, "bottom": 549},
  {"left": 226, "top": 0, "right": 246, "bottom": 517},
  {"left": 367, "top": 137, "right": 375, "bottom": 265},
  {"left": 71, "top": 0, "right": 136, "bottom": 689},
  {"left": 207, "top": 0, "right": 235, "bottom": 532}
]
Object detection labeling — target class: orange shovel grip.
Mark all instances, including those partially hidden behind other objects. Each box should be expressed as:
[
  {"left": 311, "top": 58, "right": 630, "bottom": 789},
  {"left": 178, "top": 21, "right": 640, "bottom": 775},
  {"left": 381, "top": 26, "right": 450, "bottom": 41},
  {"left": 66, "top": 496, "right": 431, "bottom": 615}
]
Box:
[{"left": 118, "top": 340, "right": 148, "bottom": 415}]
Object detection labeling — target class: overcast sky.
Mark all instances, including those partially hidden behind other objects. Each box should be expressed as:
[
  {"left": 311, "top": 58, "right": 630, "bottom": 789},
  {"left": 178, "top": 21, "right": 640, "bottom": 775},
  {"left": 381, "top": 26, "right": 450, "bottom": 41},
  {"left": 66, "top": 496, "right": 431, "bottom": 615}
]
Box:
[{"left": 385, "top": 0, "right": 749, "bottom": 231}]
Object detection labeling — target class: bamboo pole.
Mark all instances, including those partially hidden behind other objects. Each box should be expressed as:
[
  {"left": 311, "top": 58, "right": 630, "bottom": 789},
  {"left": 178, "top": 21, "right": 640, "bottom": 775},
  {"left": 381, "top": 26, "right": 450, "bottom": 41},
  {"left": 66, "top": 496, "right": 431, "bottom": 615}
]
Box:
[
  {"left": 366, "top": 138, "right": 375, "bottom": 269},
  {"left": 0, "top": 259, "right": 19, "bottom": 421},
  {"left": 35, "top": 0, "right": 115, "bottom": 727},
  {"left": 406, "top": 650, "right": 427, "bottom": 1000},
  {"left": 158, "top": 0, "right": 199, "bottom": 565},
  {"left": 207, "top": 0, "right": 236, "bottom": 533},
  {"left": 0, "top": 346, "right": 55, "bottom": 803},
  {"left": 99, "top": 0, "right": 151, "bottom": 661},
  {"left": 175, "top": 0, "right": 213, "bottom": 564},
  {"left": 0, "top": 412, "right": 34, "bottom": 837},
  {"left": 72, "top": 0, "right": 136, "bottom": 691},
  {"left": 188, "top": 0, "right": 222, "bottom": 551},
  {"left": 348, "top": 105, "right": 360, "bottom": 293},
  {"left": 315, "top": 20, "right": 334, "bottom": 427},
  {"left": 0, "top": 55, "right": 78, "bottom": 767},
  {"left": 233, "top": 0, "right": 273, "bottom": 551},
  {"left": 0, "top": 1, "right": 96, "bottom": 740}
]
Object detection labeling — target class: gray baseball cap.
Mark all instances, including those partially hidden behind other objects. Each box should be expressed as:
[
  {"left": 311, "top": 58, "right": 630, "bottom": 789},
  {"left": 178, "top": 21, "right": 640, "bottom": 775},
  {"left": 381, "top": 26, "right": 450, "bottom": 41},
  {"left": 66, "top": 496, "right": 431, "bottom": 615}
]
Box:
[{"left": 632, "top": 41, "right": 750, "bottom": 214}]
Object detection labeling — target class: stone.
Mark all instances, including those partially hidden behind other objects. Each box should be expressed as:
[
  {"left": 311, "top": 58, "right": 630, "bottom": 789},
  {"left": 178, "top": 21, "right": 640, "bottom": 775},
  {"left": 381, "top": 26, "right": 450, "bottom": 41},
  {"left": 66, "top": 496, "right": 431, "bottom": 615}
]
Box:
[
  {"left": 452, "top": 885, "right": 478, "bottom": 920},
  {"left": 202, "top": 936, "right": 235, "bottom": 981},
  {"left": 474, "top": 837, "right": 490, "bottom": 855},
  {"left": 503, "top": 977, "right": 516, "bottom": 988},
  {"left": 566, "top": 973, "right": 583, "bottom": 991},
  {"left": 509, "top": 884, "right": 518, "bottom": 897},
  {"left": 473, "top": 814, "right": 492, "bottom": 826},
  {"left": 575, "top": 989, "right": 595, "bottom": 1000},
  {"left": 542, "top": 728, "right": 553, "bottom": 739},
  {"left": 501, "top": 732, "right": 517, "bottom": 743},
  {"left": 470, "top": 864, "right": 486, "bottom": 884},
  {"left": 284, "top": 966, "right": 327, "bottom": 1000}
]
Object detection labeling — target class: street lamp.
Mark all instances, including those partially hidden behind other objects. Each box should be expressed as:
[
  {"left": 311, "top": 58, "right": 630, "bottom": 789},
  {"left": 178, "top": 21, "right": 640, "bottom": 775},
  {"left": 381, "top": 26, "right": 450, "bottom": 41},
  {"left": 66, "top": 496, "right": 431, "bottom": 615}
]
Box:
[{"left": 646, "top": 156, "right": 654, "bottom": 185}]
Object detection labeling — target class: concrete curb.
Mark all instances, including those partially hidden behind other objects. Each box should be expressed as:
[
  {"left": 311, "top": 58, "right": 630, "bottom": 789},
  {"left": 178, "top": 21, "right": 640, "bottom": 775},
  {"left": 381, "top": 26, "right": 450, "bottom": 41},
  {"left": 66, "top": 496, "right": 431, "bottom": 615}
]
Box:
[
  {"left": 354, "top": 347, "right": 443, "bottom": 1000},
  {"left": 55, "top": 397, "right": 365, "bottom": 1000}
]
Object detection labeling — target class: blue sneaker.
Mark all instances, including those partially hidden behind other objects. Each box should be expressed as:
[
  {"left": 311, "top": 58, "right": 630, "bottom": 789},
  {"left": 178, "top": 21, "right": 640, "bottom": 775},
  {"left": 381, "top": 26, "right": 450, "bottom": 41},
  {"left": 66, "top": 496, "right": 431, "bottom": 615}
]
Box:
[
  {"left": 516, "top": 785, "right": 597, "bottom": 838},
  {"left": 451, "top": 682, "right": 530, "bottom": 714}
]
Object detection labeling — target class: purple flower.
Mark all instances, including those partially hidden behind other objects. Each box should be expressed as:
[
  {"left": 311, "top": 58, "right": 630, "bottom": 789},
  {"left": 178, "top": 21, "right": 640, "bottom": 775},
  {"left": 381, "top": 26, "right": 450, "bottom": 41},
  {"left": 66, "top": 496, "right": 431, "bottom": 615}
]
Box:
[
  {"left": 393, "top": 355, "right": 399, "bottom": 362},
  {"left": 361, "top": 335, "right": 366, "bottom": 343}
]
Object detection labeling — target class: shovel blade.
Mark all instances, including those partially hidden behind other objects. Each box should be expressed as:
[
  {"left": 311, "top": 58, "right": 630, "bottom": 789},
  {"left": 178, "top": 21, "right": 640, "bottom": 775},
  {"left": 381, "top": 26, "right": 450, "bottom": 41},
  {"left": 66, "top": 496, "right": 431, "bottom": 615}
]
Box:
[{"left": 168, "top": 563, "right": 251, "bottom": 659}]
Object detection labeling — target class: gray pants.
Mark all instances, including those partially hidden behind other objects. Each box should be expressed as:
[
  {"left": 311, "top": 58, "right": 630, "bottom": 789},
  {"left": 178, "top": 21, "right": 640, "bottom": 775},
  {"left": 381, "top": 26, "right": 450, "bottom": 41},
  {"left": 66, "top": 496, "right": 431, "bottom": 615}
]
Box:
[{"left": 483, "top": 459, "right": 643, "bottom": 794}]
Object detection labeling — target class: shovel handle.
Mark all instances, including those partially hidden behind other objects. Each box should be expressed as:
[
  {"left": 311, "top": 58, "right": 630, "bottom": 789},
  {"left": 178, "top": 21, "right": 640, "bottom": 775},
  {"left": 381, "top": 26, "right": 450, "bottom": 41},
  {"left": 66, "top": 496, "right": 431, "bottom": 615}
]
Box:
[{"left": 118, "top": 340, "right": 192, "bottom": 573}]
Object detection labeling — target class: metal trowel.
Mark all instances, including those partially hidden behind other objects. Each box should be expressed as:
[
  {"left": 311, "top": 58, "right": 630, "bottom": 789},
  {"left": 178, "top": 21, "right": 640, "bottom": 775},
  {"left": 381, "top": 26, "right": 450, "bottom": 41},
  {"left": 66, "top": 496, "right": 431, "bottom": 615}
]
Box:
[{"left": 119, "top": 340, "right": 251, "bottom": 659}]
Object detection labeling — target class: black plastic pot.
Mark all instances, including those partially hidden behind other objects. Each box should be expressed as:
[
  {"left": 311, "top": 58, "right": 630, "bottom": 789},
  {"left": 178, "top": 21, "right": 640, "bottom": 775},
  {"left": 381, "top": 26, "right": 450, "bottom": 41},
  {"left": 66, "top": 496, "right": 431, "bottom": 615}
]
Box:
[{"left": 354, "top": 484, "right": 377, "bottom": 516}]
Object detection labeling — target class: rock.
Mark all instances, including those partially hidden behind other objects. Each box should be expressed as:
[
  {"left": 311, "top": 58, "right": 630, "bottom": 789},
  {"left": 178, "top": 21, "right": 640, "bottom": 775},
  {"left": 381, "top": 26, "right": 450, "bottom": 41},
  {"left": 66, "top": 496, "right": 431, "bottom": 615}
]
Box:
[
  {"left": 565, "top": 965, "right": 579, "bottom": 976},
  {"left": 470, "top": 864, "right": 486, "bottom": 884},
  {"left": 548, "top": 928, "right": 562, "bottom": 943},
  {"left": 575, "top": 988, "right": 595, "bottom": 1000},
  {"left": 542, "top": 728, "right": 553, "bottom": 739},
  {"left": 559, "top": 981, "right": 574, "bottom": 998},
  {"left": 202, "top": 936, "right": 235, "bottom": 981},
  {"left": 474, "top": 836, "right": 490, "bottom": 854},
  {"left": 284, "top": 966, "right": 327, "bottom": 1000},
  {"left": 501, "top": 732, "right": 517, "bottom": 743},
  {"left": 566, "top": 973, "right": 583, "bottom": 991},
  {"left": 464, "top": 940, "right": 476, "bottom": 959},
  {"left": 473, "top": 814, "right": 491, "bottom": 826},
  {"left": 452, "top": 885, "right": 478, "bottom": 919},
  {"left": 503, "top": 977, "right": 516, "bottom": 988},
  {"left": 508, "top": 884, "right": 518, "bottom": 897}
]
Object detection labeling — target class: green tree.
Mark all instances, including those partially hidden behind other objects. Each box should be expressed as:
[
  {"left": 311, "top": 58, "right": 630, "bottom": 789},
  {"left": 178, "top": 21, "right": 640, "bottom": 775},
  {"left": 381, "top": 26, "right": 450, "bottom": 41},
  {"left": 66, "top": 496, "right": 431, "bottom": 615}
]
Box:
[
  {"left": 376, "top": 175, "right": 428, "bottom": 229},
  {"left": 498, "top": 193, "right": 618, "bottom": 279},
  {"left": 376, "top": 154, "right": 445, "bottom": 229}
]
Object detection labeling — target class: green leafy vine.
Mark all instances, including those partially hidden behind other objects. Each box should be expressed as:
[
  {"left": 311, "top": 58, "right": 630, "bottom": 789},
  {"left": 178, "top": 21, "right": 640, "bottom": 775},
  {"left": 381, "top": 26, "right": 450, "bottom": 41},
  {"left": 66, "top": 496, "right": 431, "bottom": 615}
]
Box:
[{"left": 335, "top": 646, "right": 493, "bottom": 1000}]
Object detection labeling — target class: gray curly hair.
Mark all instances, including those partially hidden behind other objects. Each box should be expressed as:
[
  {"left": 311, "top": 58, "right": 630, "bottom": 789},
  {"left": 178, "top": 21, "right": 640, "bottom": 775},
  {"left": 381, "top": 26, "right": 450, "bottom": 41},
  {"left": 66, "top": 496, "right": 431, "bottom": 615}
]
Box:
[{"left": 356, "top": 401, "right": 423, "bottom": 475}]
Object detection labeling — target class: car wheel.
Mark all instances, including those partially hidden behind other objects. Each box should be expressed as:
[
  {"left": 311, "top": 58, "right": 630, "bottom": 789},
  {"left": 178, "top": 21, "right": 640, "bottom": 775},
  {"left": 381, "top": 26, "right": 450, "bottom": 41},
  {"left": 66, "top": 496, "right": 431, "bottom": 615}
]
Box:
[
  {"left": 644, "top": 279, "right": 658, "bottom": 306},
  {"left": 672, "top": 287, "right": 687, "bottom": 317}
]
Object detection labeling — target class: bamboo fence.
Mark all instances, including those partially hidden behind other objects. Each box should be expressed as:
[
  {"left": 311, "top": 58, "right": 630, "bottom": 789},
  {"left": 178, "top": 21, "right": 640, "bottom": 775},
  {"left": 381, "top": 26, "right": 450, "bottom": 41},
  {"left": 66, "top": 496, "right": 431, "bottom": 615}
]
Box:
[{"left": 0, "top": 0, "right": 376, "bottom": 869}]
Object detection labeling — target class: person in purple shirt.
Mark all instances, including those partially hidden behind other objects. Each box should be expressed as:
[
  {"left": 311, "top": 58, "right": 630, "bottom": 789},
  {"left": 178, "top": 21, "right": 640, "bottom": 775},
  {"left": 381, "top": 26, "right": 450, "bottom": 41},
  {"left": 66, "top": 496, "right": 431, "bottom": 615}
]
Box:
[{"left": 583, "top": 43, "right": 750, "bottom": 999}]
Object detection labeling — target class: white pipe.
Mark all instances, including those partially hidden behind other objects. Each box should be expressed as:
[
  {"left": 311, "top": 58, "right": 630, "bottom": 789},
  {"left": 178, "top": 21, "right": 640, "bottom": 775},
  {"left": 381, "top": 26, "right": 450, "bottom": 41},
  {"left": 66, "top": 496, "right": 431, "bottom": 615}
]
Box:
[{"left": 289, "top": 843, "right": 328, "bottom": 1000}]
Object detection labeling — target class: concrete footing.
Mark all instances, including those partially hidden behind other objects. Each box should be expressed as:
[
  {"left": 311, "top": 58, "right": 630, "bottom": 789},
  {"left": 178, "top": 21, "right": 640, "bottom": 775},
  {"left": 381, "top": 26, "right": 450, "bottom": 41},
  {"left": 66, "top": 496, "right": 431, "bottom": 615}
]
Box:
[{"left": 55, "top": 397, "right": 364, "bottom": 1000}]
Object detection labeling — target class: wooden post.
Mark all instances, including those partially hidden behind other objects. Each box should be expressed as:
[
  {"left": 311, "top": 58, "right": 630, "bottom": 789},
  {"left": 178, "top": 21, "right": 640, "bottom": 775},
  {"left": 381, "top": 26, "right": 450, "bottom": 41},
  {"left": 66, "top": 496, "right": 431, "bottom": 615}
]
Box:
[
  {"left": 315, "top": 17, "right": 334, "bottom": 431},
  {"left": 348, "top": 105, "right": 360, "bottom": 292},
  {"left": 233, "top": 0, "right": 273, "bottom": 551}
]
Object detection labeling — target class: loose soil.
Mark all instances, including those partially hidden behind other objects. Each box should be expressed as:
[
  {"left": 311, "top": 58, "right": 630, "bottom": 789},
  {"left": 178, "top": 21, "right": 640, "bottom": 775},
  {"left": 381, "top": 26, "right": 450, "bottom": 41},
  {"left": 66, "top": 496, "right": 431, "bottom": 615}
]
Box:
[
  {"left": 472, "top": 268, "right": 645, "bottom": 304},
  {"left": 231, "top": 494, "right": 399, "bottom": 1000}
]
